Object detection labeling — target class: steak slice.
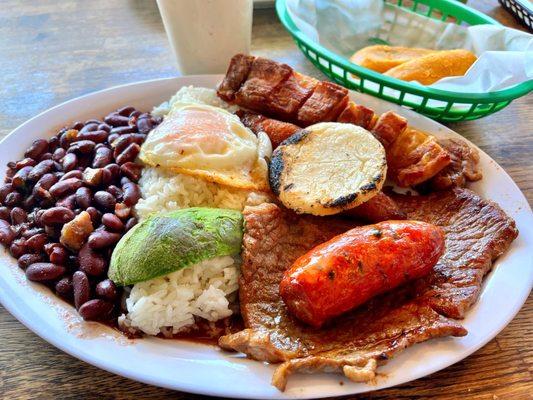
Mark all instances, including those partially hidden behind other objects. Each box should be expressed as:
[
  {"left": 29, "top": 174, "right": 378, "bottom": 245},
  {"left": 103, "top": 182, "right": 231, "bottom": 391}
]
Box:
[
  {"left": 392, "top": 188, "right": 518, "bottom": 318},
  {"left": 219, "top": 188, "right": 517, "bottom": 390}
]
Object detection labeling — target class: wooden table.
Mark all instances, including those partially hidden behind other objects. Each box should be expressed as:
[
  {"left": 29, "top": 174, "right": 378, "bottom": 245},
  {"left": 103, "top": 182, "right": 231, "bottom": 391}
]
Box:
[{"left": 0, "top": 1, "right": 531, "bottom": 398}]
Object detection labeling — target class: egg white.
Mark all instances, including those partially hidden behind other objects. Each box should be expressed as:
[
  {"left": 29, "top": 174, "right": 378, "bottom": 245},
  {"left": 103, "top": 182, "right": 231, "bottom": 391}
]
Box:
[{"left": 140, "top": 102, "right": 270, "bottom": 191}]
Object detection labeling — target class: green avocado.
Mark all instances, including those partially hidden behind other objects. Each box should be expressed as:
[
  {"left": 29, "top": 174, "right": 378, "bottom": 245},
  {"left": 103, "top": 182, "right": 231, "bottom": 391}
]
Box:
[{"left": 109, "top": 207, "right": 244, "bottom": 286}]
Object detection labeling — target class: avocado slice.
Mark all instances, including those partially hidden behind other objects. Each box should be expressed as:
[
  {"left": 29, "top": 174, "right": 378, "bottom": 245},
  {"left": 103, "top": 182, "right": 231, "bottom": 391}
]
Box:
[{"left": 109, "top": 207, "right": 243, "bottom": 286}]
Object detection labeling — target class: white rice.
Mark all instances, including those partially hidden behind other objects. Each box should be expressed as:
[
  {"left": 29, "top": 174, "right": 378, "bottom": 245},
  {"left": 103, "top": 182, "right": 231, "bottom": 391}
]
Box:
[
  {"left": 135, "top": 167, "right": 252, "bottom": 219},
  {"left": 121, "top": 256, "right": 239, "bottom": 336}
]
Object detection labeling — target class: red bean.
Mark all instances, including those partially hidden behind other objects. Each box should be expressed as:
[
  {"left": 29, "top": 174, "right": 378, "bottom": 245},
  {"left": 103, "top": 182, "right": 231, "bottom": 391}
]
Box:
[
  {"left": 96, "top": 279, "right": 118, "bottom": 300},
  {"left": 107, "top": 185, "right": 122, "bottom": 200},
  {"left": 24, "top": 139, "right": 49, "bottom": 160},
  {"left": 12, "top": 166, "right": 33, "bottom": 191},
  {"left": 55, "top": 277, "right": 73, "bottom": 299},
  {"left": 107, "top": 133, "right": 119, "bottom": 144},
  {"left": 60, "top": 129, "right": 78, "bottom": 149},
  {"left": 0, "top": 207, "right": 11, "bottom": 221},
  {"left": 9, "top": 238, "right": 27, "bottom": 258},
  {"left": 122, "top": 182, "right": 141, "bottom": 207},
  {"left": 0, "top": 183, "right": 14, "bottom": 202},
  {"left": 98, "top": 123, "right": 111, "bottom": 133},
  {"left": 103, "top": 163, "right": 120, "bottom": 181},
  {"left": 50, "top": 245, "right": 68, "bottom": 265},
  {"left": 67, "top": 140, "right": 95, "bottom": 155},
  {"left": 92, "top": 146, "right": 113, "bottom": 168},
  {"left": 86, "top": 207, "right": 102, "bottom": 226},
  {"left": 39, "top": 153, "right": 53, "bottom": 162},
  {"left": 18, "top": 253, "right": 44, "bottom": 270},
  {"left": 110, "top": 126, "right": 136, "bottom": 135},
  {"left": 93, "top": 191, "right": 116, "bottom": 211},
  {"left": 44, "top": 224, "right": 61, "bottom": 239},
  {"left": 104, "top": 114, "right": 130, "bottom": 127},
  {"left": 101, "top": 213, "right": 124, "bottom": 231},
  {"left": 79, "top": 242, "right": 107, "bottom": 276},
  {"left": 70, "top": 121, "right": 84, "bottom": 130},
  {"left": 15, "top": 158, "right": 37, "bottom": 170},
  {"left": 88, "top": 230, "right": 121, "bottom": 249},
  {"left": 77, "top": 130, "right": 109, "bottom": 143},
  {"left": 26, "top": 263, "right": 65, "bottom": 282},
  {"left": 26, "top": 233, "right": 47, "bottom": 252},
  {"left": 10, "top": 207, "right": 27, "bottom": 225},
  {"left": 60, "top": 170, "right": 83, "bottom": 181},
  {"left": 125, "top": 217, "right": 137, "bottom": 231},
  {"left": 53, "top": 148, "right": 66, "bottom": 162},
  {"left": 101, "top": 168, "right": 113, "bottom": 186},
  {"left": 44, "top": 242, "right": 59, "bottom": 255},
  {"left": 112, "top": 134, "right": 145, "bottom": 157},
  {"left": 56, "top": 194, "right": 77, "bottom": 210},
  {"left": 116, "top": 143, "right": 140, "bottom": 165},
  {"left": 49, "top": 178, "right": 82, "bottom": 198},
  {"left": 120, "top": 162, "right": 142, "bottom": 182},
  {"left": 33, "top": 173, "right": 58, "bottom": 194},
  {"left": 79, "top": 123, "right": 98, "bottom": 134},
  {"left": 0, "top": 219, "right": 16, "bottom": 247},
  {"left": 72, "top": 270, "right": 90, "bottom": 309},
  {"left": 85, "top": 119, "right": 102, "bottom": 125},
  {"left": 40, "top": 207, "right": 75, "bottom": 225},
  {"left": 117, "top": 106, "right": 135, "bottom": 117},
  {"left": 27, "top": 160, "right": 55, "bottom": 182},
  {"left": 21, "top": 227, "right": 44, "bottom": 239},
  {"left": 78, "top": 299, "right": 113, "bottom": 321},
  {"left": 48, "top": 136, "right": 60, "bottom": 152},
  {"left": 75, "top": 187, "right": 92, "bottom": 209},
  {"left": 129, "top": 110, "right": 142, "bottom": 119},
  {"left": 4, "top": 192, "right": 22, "bottom": 207},
  {"left": 62, "top": 153, "right": 78, "bottom": 172},
  {"left": 22, "top": 195, "right": 37, "bottom": 211},
  {"left": 137, "top": 115, "right": 155, "bottom": 134}
]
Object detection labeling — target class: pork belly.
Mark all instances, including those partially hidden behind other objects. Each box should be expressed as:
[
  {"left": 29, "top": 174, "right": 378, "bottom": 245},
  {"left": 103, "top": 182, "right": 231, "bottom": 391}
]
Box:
[
  {"left": 337, "top": 102, "right": 376, "bottom": 130},
  {"left": 234, "top": 57, "right": 293, "bottom": 111},
  {"left": 217, "top": 54, "right": 254, "bottom": 102},
  {"left": 296, "top": 81, "right": 349, "bottom": 126}
]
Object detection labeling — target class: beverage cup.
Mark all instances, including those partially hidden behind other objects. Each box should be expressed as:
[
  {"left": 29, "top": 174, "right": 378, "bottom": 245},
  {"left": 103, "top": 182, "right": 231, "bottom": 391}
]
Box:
[{"left": 157, "top": 0, "right": 253, "bottom": 74}]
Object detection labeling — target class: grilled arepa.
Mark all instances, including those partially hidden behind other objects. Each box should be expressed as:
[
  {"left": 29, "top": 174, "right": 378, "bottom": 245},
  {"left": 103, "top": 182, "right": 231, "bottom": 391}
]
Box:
[{"left": 269, "top": 123, "right": 386, "bottom": 216}]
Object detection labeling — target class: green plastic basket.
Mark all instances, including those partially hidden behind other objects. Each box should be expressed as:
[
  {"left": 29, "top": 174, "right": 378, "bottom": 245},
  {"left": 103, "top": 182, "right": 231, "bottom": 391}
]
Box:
[{"left": 276, "top": 0, "right": 533, "bottom": 121}]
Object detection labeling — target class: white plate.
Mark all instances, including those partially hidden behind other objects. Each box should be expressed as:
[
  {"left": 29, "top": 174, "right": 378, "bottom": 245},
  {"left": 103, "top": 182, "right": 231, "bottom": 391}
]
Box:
[{"left": 0, "top": 76, "right": 531, "bottom": 399}]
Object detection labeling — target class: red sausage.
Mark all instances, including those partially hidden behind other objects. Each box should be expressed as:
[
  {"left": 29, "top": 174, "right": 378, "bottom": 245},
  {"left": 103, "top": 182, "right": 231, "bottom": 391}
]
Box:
[{"left": 280, "top": 220, "right": 445, "bottom": 327}]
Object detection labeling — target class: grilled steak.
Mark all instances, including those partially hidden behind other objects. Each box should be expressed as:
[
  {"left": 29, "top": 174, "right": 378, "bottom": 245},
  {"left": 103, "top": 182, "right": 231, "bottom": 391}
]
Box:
[{"left": 219, "top": 188, "right": 517, "bottom": 390}]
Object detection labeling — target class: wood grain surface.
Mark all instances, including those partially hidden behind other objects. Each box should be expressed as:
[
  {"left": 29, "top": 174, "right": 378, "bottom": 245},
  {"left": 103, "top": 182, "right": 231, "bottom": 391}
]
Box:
[{"left": 0, "top": 0, "right": 531, "bottom": 399}]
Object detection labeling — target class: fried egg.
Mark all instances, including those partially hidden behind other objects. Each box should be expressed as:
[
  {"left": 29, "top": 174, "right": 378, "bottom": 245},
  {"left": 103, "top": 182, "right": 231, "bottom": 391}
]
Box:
[{"left": 140, "top": 102, "right": 270, "bottom": 191}]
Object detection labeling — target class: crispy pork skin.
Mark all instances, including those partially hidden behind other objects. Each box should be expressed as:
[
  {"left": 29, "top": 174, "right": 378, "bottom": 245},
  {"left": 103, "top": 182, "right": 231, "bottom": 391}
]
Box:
[
  {"left": 234, "top": 57, "right": 293, "bottom": 111},
  {"left": 297, "top": 81, "right": 349, "bottom": 126},
  {"left": 217, "top": 54, "right": 254, "bottom": 102}
]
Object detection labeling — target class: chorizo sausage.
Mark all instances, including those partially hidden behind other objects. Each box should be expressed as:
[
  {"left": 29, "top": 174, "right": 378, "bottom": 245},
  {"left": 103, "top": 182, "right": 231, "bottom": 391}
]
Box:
[{"left": 280, "top": 220, "right": 445, "bottom": 327}]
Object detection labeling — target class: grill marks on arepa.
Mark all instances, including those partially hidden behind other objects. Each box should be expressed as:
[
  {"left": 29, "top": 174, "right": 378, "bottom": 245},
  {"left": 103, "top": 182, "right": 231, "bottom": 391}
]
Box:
[{"left": 270, "top": 122, "right": 386, "bottom": 216}]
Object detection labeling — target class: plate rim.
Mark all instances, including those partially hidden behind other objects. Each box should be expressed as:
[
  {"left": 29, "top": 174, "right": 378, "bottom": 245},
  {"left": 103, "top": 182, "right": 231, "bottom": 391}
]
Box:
[{"left": 0, "top": 75, "right": 531, "bottom": 399}]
